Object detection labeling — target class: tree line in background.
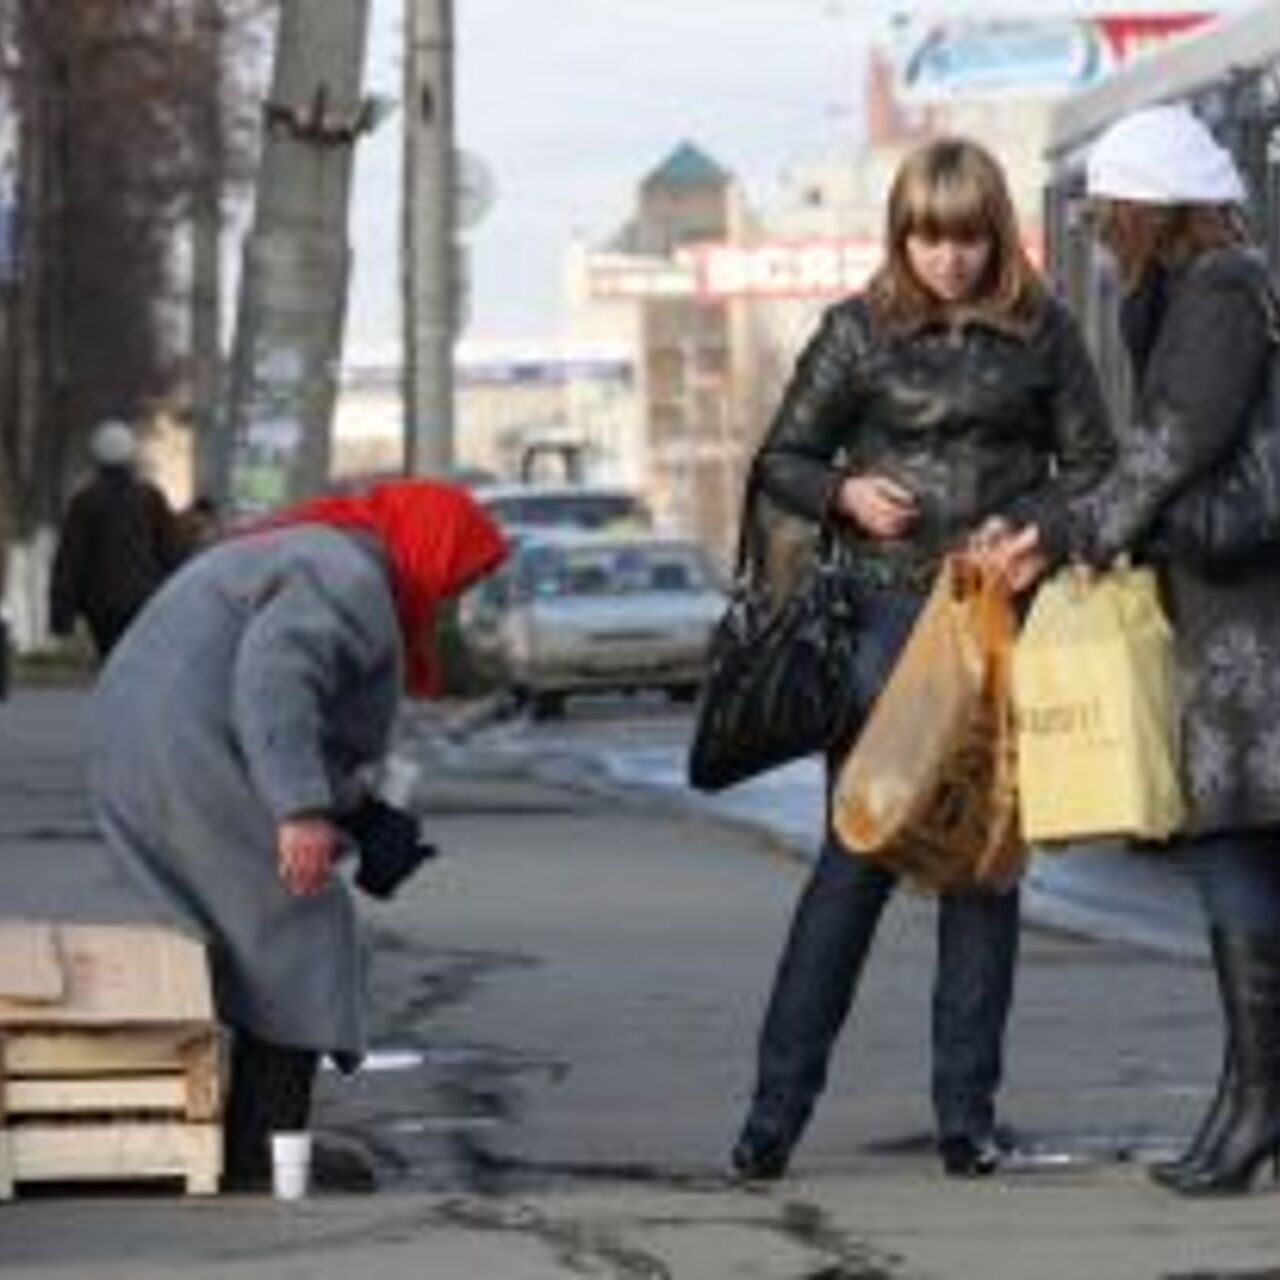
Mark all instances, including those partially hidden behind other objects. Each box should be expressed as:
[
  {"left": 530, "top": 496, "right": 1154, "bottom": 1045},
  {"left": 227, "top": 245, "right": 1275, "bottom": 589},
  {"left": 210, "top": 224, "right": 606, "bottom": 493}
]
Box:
[{"left": 0, "top": 0, "right": 274, "bottom": 565}]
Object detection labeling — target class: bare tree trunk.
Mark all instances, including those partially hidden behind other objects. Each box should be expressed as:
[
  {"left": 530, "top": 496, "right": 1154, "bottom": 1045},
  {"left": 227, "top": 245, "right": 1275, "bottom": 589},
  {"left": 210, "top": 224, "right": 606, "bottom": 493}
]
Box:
[
  {"left": 11, "top": 0, "right": 55, "bottom": 535},
  {"left": 0, "top": 0, "right": 59, "bottom": 649}
]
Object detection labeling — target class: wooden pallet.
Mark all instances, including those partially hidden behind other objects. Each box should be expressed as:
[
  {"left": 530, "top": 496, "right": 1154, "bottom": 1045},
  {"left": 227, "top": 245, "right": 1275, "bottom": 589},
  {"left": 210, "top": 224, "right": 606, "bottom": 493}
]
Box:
[
  {"left": 0, "top": 1024, "right": 223, "bottom": 1198},
  {"left": 0, "top": 925, "right": 223, "bottom": 1198}
]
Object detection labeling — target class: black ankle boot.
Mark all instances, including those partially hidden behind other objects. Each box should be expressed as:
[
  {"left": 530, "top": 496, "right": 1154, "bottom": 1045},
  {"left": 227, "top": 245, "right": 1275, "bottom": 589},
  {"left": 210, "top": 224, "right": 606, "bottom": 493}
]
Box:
[
  {"left": 939, "top": 1134, "right": 1000, "bottom": 1178},
  {"left": 730, "top": 1123, "right": 793, "bottom": 1182},
  {"left": 1166, "top": 931, "right": 1280, "bottom": 1197}
]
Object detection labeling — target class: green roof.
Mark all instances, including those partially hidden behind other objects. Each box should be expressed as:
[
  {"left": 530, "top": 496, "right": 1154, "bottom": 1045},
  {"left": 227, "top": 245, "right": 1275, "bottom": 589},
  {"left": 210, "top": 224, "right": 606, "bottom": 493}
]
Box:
[{"left": 642, "top": 141, "right": 731, "bottom": 190}]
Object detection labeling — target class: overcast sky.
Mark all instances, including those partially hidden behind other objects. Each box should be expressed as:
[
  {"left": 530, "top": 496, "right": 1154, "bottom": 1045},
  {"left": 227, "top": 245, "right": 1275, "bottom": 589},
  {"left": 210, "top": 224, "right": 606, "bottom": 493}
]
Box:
[{"left": 345, "top": 0, "right": 871, "bottom": 356}]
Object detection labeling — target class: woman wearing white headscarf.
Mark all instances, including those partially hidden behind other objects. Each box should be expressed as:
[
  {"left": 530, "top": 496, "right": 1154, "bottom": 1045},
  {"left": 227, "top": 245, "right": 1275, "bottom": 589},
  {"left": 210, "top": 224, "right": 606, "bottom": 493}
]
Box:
[
  {"left": 49, "top": 421, "right": 184, "bottom": 658},
  {"left": 999, "top": 104, "right": 1280, "bottom": 1195}
]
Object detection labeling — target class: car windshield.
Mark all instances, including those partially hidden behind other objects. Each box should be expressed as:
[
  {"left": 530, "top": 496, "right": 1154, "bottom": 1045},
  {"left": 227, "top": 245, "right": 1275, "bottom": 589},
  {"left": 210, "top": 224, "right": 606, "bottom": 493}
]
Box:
[
  {"left": 485, "top": 492, "right": 652, "bottom": 531},
  {"left": 518, "top": 545, "right": 712, "bottom": 599}
]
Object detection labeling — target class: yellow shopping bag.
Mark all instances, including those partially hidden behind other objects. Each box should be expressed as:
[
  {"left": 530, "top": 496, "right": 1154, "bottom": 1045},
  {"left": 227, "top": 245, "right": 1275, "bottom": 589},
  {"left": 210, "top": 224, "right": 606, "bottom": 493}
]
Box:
[{"left": 1013, "top": 567, "right": 1185, "bottom": 843}]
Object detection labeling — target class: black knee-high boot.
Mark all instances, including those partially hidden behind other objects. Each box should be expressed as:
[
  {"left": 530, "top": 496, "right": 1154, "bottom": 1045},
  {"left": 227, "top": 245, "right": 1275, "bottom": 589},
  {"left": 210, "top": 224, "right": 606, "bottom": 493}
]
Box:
[
  {"left": 1168, "top": 930, "right": 1280, "bottom": 1196},
  {"left": 222, "top": 1029, "right": 318, "bottom": 1190},
  {"left": 1150, "top": 927, "right": 1235, "bottom": 1187}
]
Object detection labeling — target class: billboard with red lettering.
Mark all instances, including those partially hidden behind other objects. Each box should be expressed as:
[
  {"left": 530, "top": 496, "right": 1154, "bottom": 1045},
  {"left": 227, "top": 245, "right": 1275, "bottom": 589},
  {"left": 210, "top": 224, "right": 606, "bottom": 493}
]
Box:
[{"left": 888, "top": 11, "right": 1214, "bottom": 100}]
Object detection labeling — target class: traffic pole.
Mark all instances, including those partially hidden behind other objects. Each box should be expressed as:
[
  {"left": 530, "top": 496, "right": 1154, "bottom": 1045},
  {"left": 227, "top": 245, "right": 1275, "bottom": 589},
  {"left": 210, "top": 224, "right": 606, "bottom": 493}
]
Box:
[{"left": 402, "top": 0, "right": 456, "bottom": 476}]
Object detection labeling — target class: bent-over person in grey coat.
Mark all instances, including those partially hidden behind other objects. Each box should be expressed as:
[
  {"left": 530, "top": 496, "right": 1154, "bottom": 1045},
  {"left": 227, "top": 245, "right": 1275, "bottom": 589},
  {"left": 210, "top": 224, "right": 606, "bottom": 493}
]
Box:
[{"left": 88, "top": 480, "right": 507, "bottom": 1192}]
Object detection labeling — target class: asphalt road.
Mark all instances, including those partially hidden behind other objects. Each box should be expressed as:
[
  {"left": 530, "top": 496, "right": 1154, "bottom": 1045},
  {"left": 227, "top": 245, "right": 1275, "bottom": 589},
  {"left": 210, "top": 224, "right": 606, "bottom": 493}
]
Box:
[
  {"left": 10, "top": 686, "right": 1280, "bottom": 1280},
  {"left": 358, "top": 698, "right": 1215, "bottom": 1189}
]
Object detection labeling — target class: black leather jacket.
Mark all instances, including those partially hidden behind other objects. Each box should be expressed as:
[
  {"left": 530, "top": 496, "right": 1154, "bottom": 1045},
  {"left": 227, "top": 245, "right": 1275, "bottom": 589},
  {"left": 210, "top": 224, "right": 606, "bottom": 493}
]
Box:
[{"left": 755, "top": 294, "right": 1116, "bottom": 591}]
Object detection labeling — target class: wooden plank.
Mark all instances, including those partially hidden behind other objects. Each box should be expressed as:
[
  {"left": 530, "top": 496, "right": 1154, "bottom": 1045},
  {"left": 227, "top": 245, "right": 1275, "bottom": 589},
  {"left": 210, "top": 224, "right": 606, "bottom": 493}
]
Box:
[
  {"left": 180, "top": 1038, "right": 222, "bottom": 1122},
  {"left": 0, "top": 923, "right": 64, "bottom": 1004},
  {"left": 5, "top": 1028, "right": 217, "bottom": 1077},
  {"left": 185, "top": 1155, "right": 220, "bottom": 1197},
  {"left": 0, "top": 925, "right": 213, "bottom": 1028},
  {"left": 6, "top": 1076, "right": 188, "bottom": 1115},
  {"left": 8, "top": 1122, "right": 221, "bottom": 1196}
]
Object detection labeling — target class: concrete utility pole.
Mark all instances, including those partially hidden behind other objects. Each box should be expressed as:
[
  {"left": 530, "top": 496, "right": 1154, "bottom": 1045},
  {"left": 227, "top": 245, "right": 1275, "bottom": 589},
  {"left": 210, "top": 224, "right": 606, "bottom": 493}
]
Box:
[
  {"left": 402, "top": 0, "right": 457, "bottom": 475},
  {"left": 223, "top": 0, "right": 375, "bottom": 512},
  {"left": 189, "top": 0, "right": 225, "bottom": 505}
]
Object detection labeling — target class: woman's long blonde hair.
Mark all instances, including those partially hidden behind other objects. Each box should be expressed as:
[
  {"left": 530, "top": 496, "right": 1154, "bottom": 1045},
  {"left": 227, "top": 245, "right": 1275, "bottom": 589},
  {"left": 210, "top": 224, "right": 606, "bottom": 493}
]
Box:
[{"left": 866, "top": 137, "right": 1045, "bottom": 334}]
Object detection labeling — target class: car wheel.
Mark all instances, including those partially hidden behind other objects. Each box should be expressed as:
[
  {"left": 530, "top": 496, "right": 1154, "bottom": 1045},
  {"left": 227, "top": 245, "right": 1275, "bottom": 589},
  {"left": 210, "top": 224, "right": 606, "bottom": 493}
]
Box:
[{"left": 530, "top": 691, "right": 566, "bottom": 721}]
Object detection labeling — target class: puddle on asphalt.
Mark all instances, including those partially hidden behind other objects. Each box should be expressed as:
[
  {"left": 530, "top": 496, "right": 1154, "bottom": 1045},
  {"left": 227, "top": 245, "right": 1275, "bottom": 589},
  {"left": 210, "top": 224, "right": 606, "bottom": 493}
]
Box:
[{"left": 316, "top": 1039, "right": 569, "bottom": 1193}]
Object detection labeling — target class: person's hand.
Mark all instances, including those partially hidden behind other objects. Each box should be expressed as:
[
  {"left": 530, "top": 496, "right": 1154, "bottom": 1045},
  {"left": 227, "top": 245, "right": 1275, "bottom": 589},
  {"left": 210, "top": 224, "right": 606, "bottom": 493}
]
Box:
[
  {"left": 277, "top": 815, "right": 339, "bottom": 897},
  {"left": 966, "top": 516, "right": 1012, "bottom": 555},
  {"left": 836, "top": 474, "right": 919, "bottom": 540},
  {"left": 976, "top": 523, "right": 1047, "bottom": 594}
]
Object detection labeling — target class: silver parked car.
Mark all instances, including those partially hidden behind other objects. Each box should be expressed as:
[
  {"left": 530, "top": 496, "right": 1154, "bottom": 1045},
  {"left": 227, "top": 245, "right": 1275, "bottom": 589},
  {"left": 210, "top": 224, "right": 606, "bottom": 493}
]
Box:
[{"left": 461, "top": 530, "right": 726, "bottom": 719}]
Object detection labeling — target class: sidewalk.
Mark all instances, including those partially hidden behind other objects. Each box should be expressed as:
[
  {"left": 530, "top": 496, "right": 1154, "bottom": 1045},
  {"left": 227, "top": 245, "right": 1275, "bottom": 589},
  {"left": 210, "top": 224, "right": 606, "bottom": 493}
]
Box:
[{"left": 3, "top": 685, "right": 1280, "bottom": 1280}]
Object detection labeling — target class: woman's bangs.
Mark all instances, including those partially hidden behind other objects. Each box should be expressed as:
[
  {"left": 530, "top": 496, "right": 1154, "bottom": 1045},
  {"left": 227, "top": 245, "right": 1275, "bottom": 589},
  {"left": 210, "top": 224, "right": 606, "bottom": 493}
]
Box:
[{"left": 902, "top": 170, "right": 993, "bottom": 243}]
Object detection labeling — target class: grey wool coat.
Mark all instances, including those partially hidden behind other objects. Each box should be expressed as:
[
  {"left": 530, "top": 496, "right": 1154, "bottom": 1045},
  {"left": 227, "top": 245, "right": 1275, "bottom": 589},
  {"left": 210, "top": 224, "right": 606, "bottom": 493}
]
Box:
[
  {"left": 1070, "top": 246, "right": 1280, "bottom": 836},
  {"left": 88, "top": 525, "right": 404, "bottom": 1058}
]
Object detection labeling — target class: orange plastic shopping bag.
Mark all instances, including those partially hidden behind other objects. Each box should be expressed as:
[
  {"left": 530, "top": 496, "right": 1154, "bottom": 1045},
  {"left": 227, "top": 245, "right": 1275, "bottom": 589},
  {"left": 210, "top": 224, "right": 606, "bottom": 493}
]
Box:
[{"left": 832, "top": 556, "right": 1023, "bottom": 892}]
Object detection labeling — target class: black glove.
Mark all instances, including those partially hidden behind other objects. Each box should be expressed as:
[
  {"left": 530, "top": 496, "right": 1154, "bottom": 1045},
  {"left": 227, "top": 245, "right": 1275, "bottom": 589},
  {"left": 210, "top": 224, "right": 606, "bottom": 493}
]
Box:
[{"left": 339, "top": 797, "right": 437, "bottom": 901}]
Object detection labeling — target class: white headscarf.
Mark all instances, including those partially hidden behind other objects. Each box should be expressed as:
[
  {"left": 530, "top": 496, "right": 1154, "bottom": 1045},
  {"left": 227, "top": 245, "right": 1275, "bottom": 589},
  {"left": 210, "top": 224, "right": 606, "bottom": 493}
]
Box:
[
  {"left": 1086, "top": 104, "right": 1246, "bottom": 205},
  {"left": 89, "top": 420, "right": 138, "bottom": 469}
]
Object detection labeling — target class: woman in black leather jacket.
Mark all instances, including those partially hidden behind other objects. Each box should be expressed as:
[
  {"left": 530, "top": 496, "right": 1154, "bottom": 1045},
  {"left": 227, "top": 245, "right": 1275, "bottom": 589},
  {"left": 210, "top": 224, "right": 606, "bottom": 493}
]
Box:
[
  {"left": 731, "top": 137, "right": 1115, "bottom": 1182},
  {"left": 999, "top": 105, "right": 1280, "bottom": 1197}
]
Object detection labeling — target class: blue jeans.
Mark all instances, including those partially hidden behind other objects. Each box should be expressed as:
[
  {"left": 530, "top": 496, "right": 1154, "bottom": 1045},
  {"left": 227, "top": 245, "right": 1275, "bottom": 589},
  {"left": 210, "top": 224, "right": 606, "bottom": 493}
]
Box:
[
  {"left": 1189, "top": 829, "right": 1280, "bottom": 933},
  {"left": 744, "top": 588, "right": 1021, "bottom": 1147}
]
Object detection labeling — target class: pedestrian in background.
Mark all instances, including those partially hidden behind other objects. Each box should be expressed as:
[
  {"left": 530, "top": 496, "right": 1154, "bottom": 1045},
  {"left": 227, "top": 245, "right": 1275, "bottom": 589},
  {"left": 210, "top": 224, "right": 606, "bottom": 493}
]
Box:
[
  {"left": 995, "top": 105, "right": 1280, "bottom": 1196},
  {"left": 176, "top": 493, "right": 224, "bottom": 560},
  {"left": 49, "top": 419, "right": 183, "bottom": 659},
  {"left": 730, "top": 136, "right": 1116, "bottom": 1182},
  {"left": 87, "top": 479, "right": 507, "bottom": 1192}
]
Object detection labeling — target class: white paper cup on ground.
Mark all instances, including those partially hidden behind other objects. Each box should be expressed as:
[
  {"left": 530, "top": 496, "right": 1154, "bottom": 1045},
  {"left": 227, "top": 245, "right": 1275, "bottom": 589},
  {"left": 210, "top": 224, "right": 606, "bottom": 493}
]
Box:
[{"left": 270, "top": 1131, "right": 312, "bottom": 1201}]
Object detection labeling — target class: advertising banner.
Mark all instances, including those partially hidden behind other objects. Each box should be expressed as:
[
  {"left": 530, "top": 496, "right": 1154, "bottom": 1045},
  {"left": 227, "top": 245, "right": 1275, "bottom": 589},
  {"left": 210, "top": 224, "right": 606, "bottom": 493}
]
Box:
[
  {"left": 588, "top": 239, "right": 1045, "bottom": 303},
  {"left": 889, "top": 12, "right": 1213, "bottom": 100},
  {"left": 693, "top": 241, "right": 883, "bottom": 300}
]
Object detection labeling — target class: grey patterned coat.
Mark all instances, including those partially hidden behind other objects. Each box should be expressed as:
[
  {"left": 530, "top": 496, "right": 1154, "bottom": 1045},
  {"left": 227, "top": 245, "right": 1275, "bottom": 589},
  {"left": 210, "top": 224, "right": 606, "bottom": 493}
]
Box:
[
  {"left": 1069, "top": 247, "right": 1280, "bottom": 835},
  {"left": 88, "top": 526, "right": 403, "bottom": 1057}
]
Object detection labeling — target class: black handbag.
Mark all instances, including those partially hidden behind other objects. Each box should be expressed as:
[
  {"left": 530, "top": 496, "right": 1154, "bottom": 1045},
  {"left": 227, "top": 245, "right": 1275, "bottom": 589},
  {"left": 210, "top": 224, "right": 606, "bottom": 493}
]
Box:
[{"left": 687, "top": 475, "right": 864, "bottom": 793}]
